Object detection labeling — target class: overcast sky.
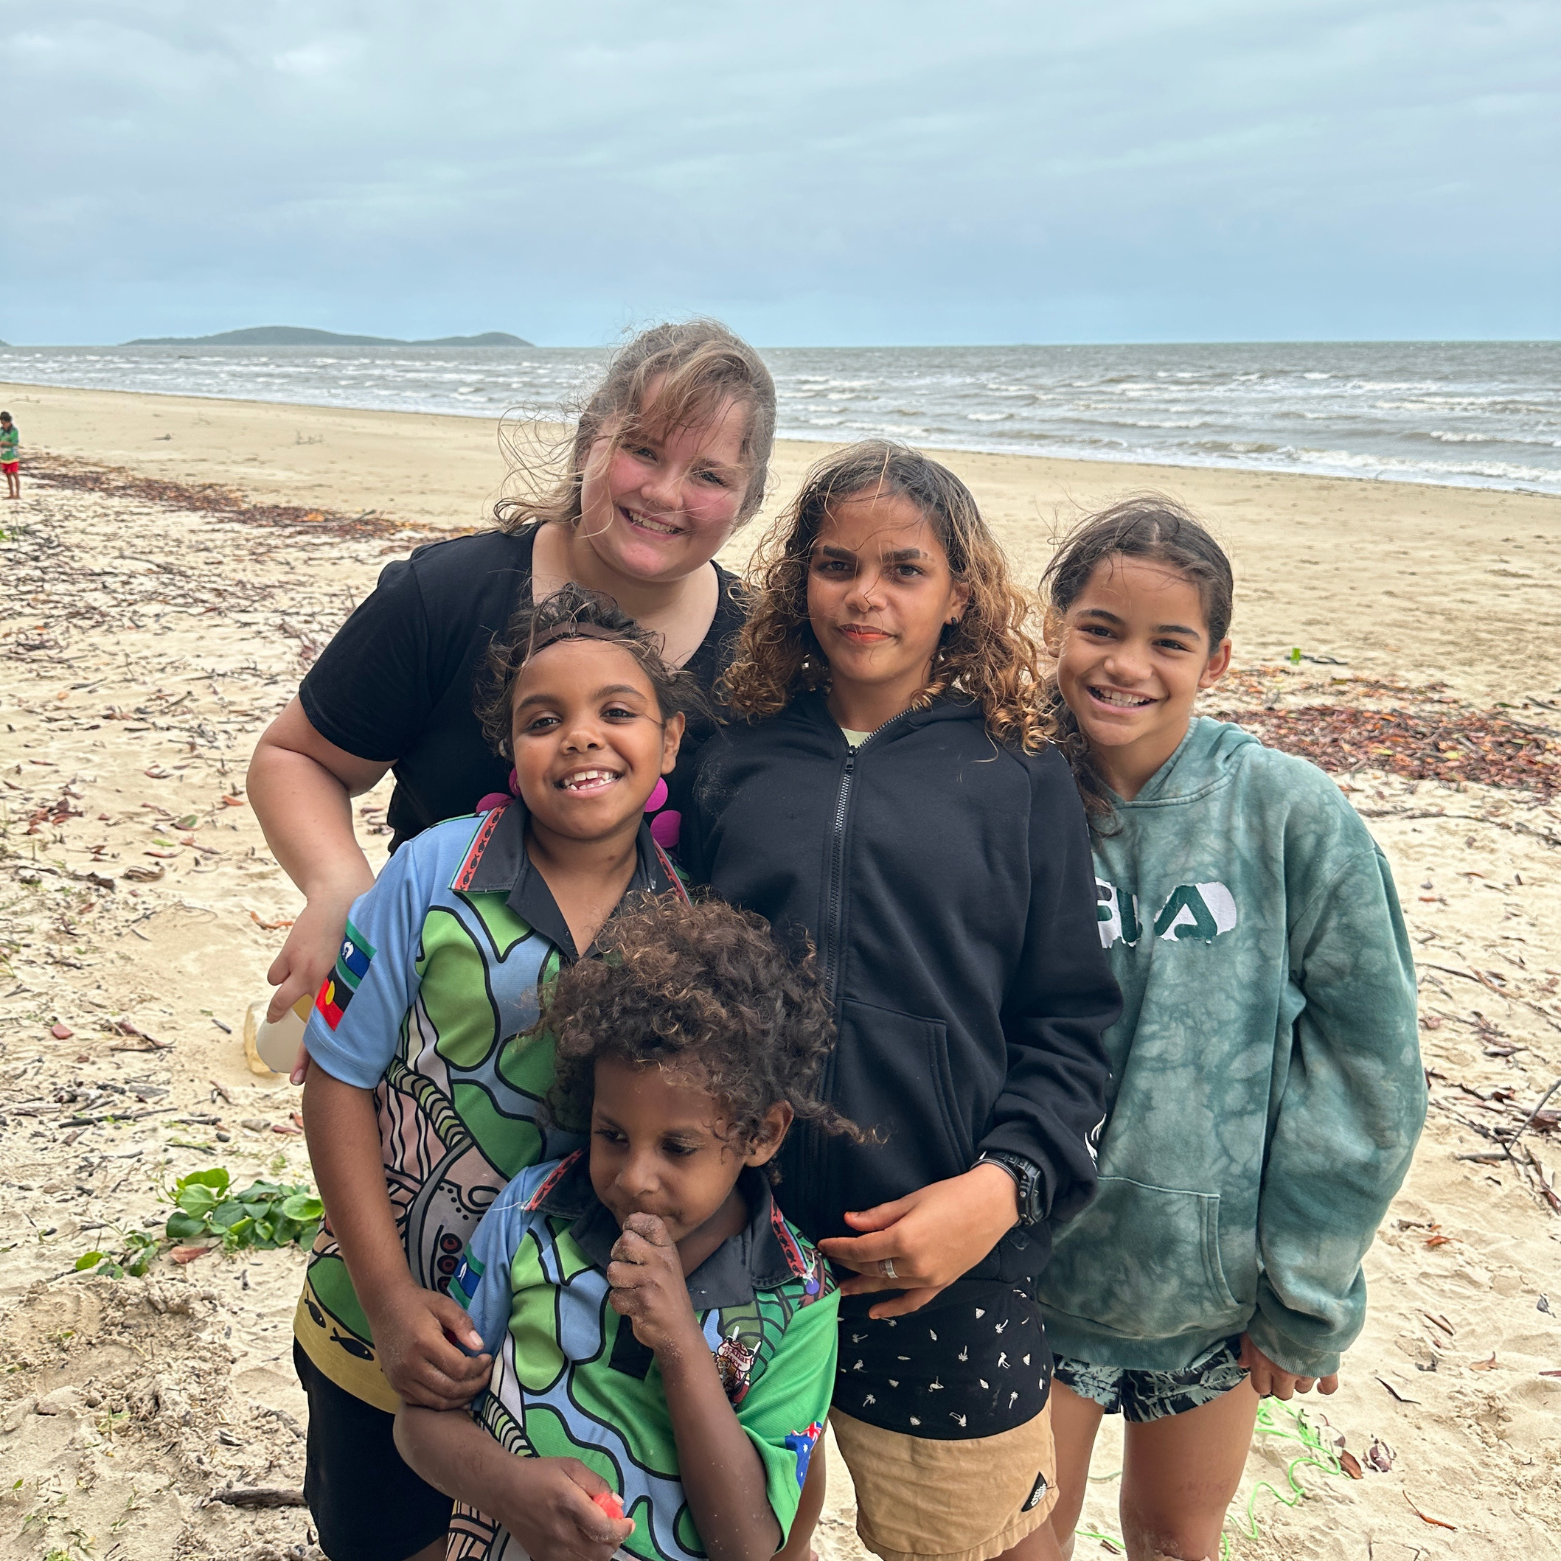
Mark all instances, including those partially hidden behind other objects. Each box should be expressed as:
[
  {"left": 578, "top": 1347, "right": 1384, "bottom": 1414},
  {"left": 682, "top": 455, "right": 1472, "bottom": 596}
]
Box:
[{"left": 3, "top": 0, "right": 1557, "bottom": 345}]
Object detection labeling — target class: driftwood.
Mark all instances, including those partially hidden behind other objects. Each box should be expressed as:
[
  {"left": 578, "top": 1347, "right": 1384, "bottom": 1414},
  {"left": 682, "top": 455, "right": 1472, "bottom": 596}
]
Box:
[{"left": 208, "top": 1485, "right": 308, "bottom": 1509}]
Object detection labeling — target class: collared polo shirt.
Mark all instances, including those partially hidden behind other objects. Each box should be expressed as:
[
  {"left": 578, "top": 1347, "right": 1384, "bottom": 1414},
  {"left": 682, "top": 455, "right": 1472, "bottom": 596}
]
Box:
[
  {"left": 293, "top": 801, "right": 687, "bottom": 1410},
  {"left": 447, "top": 1152, "right": 839, "bottom": 1561}
]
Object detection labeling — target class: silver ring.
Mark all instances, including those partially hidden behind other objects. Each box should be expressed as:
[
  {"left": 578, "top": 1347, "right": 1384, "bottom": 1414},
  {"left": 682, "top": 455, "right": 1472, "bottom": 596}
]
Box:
[{"left": 881, "top": 1258, "right": 897, "bottom": 1280}]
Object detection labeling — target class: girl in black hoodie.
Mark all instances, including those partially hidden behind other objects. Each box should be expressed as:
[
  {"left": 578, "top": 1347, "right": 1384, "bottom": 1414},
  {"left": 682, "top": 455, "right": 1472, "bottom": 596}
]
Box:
[{"left": 686, "top": 442, "right": 1118, "bottom": 1561}]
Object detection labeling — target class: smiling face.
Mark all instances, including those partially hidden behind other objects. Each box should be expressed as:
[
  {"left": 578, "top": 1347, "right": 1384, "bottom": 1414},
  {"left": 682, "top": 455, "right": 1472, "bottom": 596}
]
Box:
[
  {"left": 805, "top": 489, "right": 970, "bottom": 732},
  {"left": 509, "top": 637, "right": 684, "bottom": 845},
  {"left": 588, "top": 1056, "right": 788, "bottom": 1245},
  {"left": 1052, "top": 554, "right": 1231, "bottom": 797},
  {"left": 575, "top": 380, "right": 752, "bottom": 586}
]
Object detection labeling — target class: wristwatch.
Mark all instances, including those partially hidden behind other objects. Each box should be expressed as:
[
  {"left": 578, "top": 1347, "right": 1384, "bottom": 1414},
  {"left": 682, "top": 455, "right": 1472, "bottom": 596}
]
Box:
[{"left": 975, "top": 1151, "right": 1044, "bottom": 1227}]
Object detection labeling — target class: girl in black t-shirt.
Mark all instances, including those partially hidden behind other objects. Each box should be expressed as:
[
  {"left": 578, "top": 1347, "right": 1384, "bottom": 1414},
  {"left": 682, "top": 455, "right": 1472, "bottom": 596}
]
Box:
[{"left": 248, "top": 321, "right": 773, "bottom": 1098}]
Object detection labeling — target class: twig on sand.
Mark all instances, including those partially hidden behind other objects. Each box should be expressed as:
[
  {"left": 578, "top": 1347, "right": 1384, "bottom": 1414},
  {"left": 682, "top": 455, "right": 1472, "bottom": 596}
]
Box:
[
  {"left": 1508, "top": 1078, "right": 1561, "bottom": 1154},
  {"left": 208, "top": 1486, "right": 308, "bottom": 1509}
]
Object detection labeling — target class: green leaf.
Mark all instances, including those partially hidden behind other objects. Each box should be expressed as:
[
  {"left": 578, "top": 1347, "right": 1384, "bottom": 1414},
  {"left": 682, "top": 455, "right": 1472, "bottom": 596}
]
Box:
[
  {"left": 281, "top": 1194, "right": 323, "bottom": 1222},
  {"left": 177, "top": 1185, "right": 219, "bottom": 1217},
  {"left": 178, "top": 1168, "right": 230, "bottom": 1195},
  {"left": 165, "top": 1211, "right": 204, "bottom": 1240},
  {"left": 209, "top": 1201, "right": 247, "bottom": 1230},
  {"left": 264, "top": 1218, "right": 297, "bottom": 1249},
  {"left": 74, "top": 1251, "right": 106, "bottom": 1271},
  {"left": 101, "top": 1262, "right": 124, "bottom": 1279}
]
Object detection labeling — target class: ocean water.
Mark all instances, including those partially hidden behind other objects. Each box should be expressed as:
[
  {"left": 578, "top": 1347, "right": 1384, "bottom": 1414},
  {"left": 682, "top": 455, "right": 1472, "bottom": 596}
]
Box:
[{"left": 2, "top": 340, "right": 1557, "bottom": 496}]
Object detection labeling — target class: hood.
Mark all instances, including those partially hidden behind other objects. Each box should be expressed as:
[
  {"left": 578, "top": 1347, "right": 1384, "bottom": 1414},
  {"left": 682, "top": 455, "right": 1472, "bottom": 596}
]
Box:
[{"left": 1121, "top": 716, "right": 1261, "bottom": 807}]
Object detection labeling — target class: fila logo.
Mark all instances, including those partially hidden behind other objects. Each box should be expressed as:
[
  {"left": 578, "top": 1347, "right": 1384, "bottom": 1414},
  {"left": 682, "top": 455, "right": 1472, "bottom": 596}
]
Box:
[{"left": 1096, "top": 878, "right": 1238, "bottom": 948}]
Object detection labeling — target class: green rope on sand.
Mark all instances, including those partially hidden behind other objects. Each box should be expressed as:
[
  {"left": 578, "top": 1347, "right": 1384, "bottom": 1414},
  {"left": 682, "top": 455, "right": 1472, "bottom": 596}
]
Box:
[
  {"left": 1068, "top": 1398, "right": 1350, "bottom": 1558},
  {"left": 1225, "top": 1398, "right": 1345, "bottom": 1545}
]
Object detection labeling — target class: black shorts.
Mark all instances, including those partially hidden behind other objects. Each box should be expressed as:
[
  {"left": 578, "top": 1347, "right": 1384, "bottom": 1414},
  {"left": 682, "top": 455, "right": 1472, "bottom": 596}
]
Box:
[{"left": 294, "top": 1339, "right": 453, "bottom": 1561}]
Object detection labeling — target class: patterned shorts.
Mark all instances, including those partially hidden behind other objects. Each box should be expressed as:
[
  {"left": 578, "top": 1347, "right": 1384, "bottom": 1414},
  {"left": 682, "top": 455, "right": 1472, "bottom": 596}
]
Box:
[{"left": 1052, "top": 1336, "right": 1248, "bottom": 1423}]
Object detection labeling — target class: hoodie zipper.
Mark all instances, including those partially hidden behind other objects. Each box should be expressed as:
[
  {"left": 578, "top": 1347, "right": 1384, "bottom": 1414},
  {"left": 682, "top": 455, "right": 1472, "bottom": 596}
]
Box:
[
  {"left": 812, "top": 707, "right": 911, "bottom": 1224},
  {"left": 820, "top": 711, "right": 908, "bottom": 1007}
]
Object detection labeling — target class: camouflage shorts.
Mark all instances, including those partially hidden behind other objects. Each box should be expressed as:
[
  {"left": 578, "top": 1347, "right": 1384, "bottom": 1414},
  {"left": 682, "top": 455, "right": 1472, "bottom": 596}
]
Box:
[{"left": 1052, "top": 1336, "right": 1247, "bottom": 1423}]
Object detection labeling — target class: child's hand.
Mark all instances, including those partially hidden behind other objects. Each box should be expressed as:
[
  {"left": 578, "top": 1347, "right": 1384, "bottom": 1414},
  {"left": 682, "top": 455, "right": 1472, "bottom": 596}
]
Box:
[
  {"left": 819, "top": 1164, "right": 1020, "bottom": 1319},
  {"left": 1238, "top": 1334, "right": 1339, "bottom": 1400},
  {"left": 606, "top": 1212, "right": 703, "bottom": 1358},
  {"left": 495, "top": 1457, "right": 636, "bottom": 1561},
  {"left": 369, "top": 1282, "right": 493, "bottom": 1409}
]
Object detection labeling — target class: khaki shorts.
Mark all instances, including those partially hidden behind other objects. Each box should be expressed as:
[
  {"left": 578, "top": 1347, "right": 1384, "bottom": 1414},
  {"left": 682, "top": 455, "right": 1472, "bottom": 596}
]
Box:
[{"left": 830, "top": 1400, "right": 1059, "bottom": 1561}]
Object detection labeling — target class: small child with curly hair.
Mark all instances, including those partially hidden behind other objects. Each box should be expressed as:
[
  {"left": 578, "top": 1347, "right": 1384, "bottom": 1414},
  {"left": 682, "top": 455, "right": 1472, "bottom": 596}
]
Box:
[{"left": 395, "top": 893, "right": 852, "bottom": 1561}]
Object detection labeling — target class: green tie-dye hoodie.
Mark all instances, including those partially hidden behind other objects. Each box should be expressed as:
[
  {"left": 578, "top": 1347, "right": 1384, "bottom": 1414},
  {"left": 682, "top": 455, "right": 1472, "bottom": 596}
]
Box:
[{"left": 1035, "top": 717, "right": 1424, "bottom": 1379}]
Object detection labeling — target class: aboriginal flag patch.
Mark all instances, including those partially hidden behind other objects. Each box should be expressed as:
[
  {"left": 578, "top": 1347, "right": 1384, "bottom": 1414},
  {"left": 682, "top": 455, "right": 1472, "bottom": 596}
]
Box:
[{"left": 316, "top": 921, "right": 374, "bottom": 1030}]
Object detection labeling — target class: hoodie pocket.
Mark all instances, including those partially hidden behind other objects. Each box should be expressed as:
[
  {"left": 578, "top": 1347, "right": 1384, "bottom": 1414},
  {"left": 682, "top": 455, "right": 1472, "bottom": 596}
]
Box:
[
  {"left": 831, "top": 998, "right": 972, "bottom": 1208},
  {"left": 1038, "top": 1176, "right": 1242, "bottom": 1340}
]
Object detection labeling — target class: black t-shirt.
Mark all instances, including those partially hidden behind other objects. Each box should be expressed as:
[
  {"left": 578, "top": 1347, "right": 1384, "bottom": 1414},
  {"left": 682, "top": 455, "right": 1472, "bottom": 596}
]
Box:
[{"left": 299, "top": 525, "right": 748, "bottom": 848}]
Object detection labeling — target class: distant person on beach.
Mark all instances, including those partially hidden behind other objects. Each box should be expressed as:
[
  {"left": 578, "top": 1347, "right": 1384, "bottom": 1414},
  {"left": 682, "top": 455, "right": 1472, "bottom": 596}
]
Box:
[
  {"left": 395, "top": 895, "right": 849, "bottom": 1561},
  {"left": 248, "top": 319, "right": 773, "bottom": 1074},
  {"left": 295, "top": 589, "right": 699, "bottom": 1561},
  {"left": 685, "top": 442, "right": 1118, "bottom": 1561},
  {"left": 0, "top": 412, "right": 18, "bottom": 499},
  {"left": 1033, "top": 499, "right": 1424, "bottom": 1561}
]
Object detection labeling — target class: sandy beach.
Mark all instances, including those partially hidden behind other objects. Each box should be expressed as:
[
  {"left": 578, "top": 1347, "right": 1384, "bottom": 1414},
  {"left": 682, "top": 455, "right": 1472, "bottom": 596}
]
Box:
[{"left": 1, "top": 383, "right": 1558, "bottom": 1561}]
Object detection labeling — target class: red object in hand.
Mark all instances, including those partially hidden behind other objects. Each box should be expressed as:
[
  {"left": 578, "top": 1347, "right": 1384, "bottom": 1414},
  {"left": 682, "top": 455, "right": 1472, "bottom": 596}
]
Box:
[{"left": 592, "top": 1491, "right": 625, "bottom": 1521}]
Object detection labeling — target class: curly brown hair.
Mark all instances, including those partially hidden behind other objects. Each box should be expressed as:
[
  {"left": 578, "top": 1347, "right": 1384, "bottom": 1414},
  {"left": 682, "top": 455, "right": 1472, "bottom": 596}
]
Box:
[
  {"left": 492, "top": 319, "right": 777, "bottom": 535},
  {"left": 721, "top": 440, "right": 1053, "bottom": 752},
  {"left": 474, "top": 584, "right": 705, "bottom": 762},
  {"left": 543, "top": 894, "right": 860, "bottom": 1162}
]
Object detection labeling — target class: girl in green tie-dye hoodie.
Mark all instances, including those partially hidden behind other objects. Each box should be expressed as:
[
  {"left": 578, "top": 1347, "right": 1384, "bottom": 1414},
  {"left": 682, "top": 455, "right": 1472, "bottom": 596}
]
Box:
[{"left": 1032, "top": 499, "right": 1423, "bottom": 1561}]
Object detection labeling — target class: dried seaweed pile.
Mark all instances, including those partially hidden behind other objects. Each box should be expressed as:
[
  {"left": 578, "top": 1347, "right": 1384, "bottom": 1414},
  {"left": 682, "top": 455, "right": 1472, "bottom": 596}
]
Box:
[
  {"left": 27, "top": 452, "right": 425, "bottom": 541},
  {"left": 1215, "top": 703, "right": 1560, "bottom": 798}
]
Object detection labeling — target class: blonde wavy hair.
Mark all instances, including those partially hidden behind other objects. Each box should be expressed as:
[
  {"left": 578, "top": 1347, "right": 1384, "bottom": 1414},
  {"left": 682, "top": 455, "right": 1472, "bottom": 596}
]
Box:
[
  {"left": 723, "top": 440, "right": 1052, "bottom": 752},
  {"left": 493, "top": 319, "right": 777, "bottom": 533}
]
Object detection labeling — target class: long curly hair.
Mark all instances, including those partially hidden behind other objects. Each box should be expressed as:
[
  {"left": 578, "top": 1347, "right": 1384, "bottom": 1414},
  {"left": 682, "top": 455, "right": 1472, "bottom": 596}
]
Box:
[
  {"left": 492, "top": 319, "right": 777, "bottom": 534},
  {"left": 543, "top": 894, "right": 861, "bottom": 1165},
  {"left": 721, "top": 441, "right": 1052, "bottom": 752},
  {"left": 1039, "top": 494, "right": 1234, "bottom": 827}
]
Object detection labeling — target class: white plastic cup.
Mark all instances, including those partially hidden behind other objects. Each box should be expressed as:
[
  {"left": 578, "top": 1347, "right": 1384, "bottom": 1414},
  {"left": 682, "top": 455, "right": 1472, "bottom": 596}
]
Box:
[{"left": 248, "top": 993, "right": 313, "bottom": 1076}]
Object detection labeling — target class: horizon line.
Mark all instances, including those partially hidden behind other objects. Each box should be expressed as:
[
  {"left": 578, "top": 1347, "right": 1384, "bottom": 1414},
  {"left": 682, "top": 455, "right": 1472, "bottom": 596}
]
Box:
[{"left": 3, "top": 335, "right": 1559, "bottom": 351}]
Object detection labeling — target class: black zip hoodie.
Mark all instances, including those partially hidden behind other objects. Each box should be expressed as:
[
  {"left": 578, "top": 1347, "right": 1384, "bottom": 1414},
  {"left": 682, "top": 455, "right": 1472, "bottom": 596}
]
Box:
[{"left": 686, "top": 693, "right": 1120, "bottom": 1285}]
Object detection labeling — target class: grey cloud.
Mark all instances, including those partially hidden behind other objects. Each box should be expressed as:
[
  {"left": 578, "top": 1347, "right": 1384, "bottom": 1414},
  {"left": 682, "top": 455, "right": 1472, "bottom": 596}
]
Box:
[{"left": 2, "top": 0, "right": 1556, "bottom": 343}]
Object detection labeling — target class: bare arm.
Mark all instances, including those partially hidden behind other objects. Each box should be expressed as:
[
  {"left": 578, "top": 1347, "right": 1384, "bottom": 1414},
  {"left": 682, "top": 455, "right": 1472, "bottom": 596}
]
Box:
[
  {"left": 302, "top": 1068, "right": 491, "bottom": 1409},
  {"left": 395, "top": 1406, "right": 633, "bottom": 1561},
  {"left": 610, "top": 1216, "right": 782, "bottom": 1561},
  {"left": 248, "top": 696, "right": 389, "bottom": 1025},
  {"left": 658, "top": 1338, "right": 782, "bottom": 1561}
]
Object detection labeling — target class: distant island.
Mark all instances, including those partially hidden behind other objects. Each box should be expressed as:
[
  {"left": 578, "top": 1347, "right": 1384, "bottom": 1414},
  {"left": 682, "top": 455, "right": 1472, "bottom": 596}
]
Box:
[{"left": 123, "top": 326, "right": 532, "bottom": 347}]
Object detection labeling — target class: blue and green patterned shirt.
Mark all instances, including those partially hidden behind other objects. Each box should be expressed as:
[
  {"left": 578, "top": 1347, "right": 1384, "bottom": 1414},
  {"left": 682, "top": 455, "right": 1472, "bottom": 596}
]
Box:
[
  {"left": 449, "top": 1152, "right": 839, "bottom": 1561},
  {"left": 293, "top": 800, "right": 685, "bottom": 1410}
]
